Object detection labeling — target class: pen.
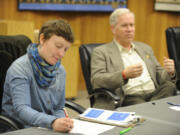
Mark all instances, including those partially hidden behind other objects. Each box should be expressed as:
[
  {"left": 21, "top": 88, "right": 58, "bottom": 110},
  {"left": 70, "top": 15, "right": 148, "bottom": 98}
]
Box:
[
  {"left": 63, "top": 108, "right": 69, "bottom": 118},
  {"left": 120, "top": 127, "right": 132, "bottom": 135},
  {"left": 167, "top": 102, "right": 180, "bottom": 107}
]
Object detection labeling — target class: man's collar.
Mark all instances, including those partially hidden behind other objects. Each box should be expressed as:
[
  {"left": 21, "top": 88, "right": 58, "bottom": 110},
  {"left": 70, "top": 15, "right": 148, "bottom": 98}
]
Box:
[{"left": 113, "top": 39, "right": 135, "bottom": 52}]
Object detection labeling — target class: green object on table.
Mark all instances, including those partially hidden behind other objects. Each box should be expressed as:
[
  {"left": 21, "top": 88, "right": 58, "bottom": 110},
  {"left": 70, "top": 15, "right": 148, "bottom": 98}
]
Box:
[{"left": 120, "top": 127, "right": 132, "bottom": 135}]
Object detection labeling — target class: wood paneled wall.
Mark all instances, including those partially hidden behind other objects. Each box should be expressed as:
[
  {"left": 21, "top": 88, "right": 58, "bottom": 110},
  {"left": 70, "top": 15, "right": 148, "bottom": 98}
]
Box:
[
  {"left": 0, "top": 0, "right": 179, "bottom": 91},
  {"left": 128, "top": 0, "right": 180, "bottom": 65}
]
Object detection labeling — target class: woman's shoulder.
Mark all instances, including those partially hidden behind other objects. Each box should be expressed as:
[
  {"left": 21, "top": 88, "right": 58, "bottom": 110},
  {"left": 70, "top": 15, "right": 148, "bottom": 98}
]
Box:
[
  {"left": 12, "top": 54, "right": 29, "bottom": 65},
  {"left": 57, "top": 64, "right": 66, "bottom": 75},
  {"left": 8, "top": 54, "right": 31, "bottom": 74}
]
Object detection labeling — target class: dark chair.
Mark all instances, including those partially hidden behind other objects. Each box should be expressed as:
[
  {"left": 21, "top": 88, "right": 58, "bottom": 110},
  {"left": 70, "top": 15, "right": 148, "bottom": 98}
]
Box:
[
  {"left": 0, "top": 35, "right": 85, "bottom": 133},
  {"left": 79, "top": 43, "right": 121, "bottom": 109},
  {"left": 0, "top": 35, "right": 32, "bottom": 133},
  {"left": 165, "top": 27, "right": 180, "bottom": 90},
  {"left": 0, "top": 35, "right": 32, "bottom": 113}
]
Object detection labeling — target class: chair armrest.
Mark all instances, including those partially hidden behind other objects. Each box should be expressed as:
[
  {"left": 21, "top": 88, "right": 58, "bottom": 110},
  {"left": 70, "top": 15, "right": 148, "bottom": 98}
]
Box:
[
  {"left": 65, "top": 100, "right": 86, "bottom": 114},
  {"left": 0, "top": 115, "right": 23, "bottom": 130},
  {"left": 89, "top": 88, "right": 121, "bottom": 101}
]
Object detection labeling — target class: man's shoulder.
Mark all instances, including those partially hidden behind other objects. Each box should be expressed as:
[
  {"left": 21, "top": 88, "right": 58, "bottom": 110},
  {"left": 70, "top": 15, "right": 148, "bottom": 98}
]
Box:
[
  {"left": 93, "top": 42, "right": 113, "bottom": 51},
  {"left": 133, "top": 41, "right": 152, "bottom": 50},
  {"left": 133, "top": 41, "right": 148, "bottom": 46}
]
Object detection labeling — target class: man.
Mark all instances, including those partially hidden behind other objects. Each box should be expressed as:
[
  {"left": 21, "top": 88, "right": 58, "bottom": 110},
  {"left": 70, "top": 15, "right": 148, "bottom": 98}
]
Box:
[{"left": 91, "top": 8, "right": 176, "bottom": 109}]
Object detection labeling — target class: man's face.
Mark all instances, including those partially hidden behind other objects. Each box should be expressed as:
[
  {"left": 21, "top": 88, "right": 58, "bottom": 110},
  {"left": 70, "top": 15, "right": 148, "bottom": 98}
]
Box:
[
  {"left": 39, "top": 34, "right": 71, "bottom": 65},
  {"left": 111, "top": 13, "right": 135, "bottom": 45}
]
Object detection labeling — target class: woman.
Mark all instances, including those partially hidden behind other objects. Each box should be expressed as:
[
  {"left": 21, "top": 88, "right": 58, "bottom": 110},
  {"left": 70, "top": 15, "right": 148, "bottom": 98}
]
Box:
[{"left": 2, "top": 19, "right": 74, "bottom": 132}]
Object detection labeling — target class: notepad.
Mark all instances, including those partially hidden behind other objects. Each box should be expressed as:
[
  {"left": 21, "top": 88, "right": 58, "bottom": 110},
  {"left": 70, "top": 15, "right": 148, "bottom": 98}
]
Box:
[{"left": 79, "top": 108, "right": 137, "bottom": 127}]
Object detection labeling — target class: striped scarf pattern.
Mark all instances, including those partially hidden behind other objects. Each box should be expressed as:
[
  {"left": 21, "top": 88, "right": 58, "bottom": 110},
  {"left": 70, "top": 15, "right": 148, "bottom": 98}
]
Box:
[{"left": 27, "top": 43, "right": 60, "bottom": 88}]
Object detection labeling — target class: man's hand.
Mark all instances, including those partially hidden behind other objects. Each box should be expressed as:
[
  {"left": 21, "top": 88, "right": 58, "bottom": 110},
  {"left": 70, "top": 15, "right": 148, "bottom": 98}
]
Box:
[
  {"left": 123, "top": 63, "right": 143, "bottom": 79},
  {"left": 163, "top": 57, "right": 175, "bottom": 75},
  {"left": 52, "top": 117, "right": 74, "bottom": 132}
]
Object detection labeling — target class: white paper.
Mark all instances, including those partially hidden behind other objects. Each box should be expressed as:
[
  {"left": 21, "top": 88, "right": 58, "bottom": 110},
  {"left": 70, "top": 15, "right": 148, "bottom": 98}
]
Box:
[
  {"left": 70, "top": 119, "right": 114, "bottom": 135},
  {"left": 169, "top": 106, "right": 180, "bottom": 111}
]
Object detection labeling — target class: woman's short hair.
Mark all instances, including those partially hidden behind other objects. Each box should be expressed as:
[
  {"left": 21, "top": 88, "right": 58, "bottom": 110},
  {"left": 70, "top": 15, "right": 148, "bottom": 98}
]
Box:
[
  {"left": 39, "top": 19, "right": 74, "bottom": 43},
  {"left": 110, "top": 8, "right": 134, "bottom": 26}
]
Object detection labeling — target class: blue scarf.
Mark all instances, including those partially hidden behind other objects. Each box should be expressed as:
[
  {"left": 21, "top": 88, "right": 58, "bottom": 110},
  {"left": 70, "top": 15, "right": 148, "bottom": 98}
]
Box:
[{"left": 27, "top": 43, "right": 60, "bottom": 88}]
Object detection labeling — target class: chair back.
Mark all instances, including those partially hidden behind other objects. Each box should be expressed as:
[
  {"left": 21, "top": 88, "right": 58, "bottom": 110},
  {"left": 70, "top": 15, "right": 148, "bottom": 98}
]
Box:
[
  {"left": 166, "top": 27, "right": 180, "bottom": 89},
  {"left": 166, "top": 27, "right": 180, "bottom": 77},
  {"left": 79, "top": 43, "right": 103, "bottom": 106},
  {"left": 0, "top": 35, "right": 32, "bottom": 113}
]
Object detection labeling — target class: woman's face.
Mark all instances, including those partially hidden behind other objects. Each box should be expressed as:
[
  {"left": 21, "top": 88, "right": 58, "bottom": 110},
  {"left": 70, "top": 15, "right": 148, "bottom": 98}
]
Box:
[{"left": 39, "top": 34, "right": 71, "bottom": 65}]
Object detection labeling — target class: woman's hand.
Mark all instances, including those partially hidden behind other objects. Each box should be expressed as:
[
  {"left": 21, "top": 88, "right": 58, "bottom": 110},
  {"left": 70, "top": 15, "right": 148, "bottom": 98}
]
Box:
[{"left": 51, "top": 117, "right": 74, "bottom": 132}]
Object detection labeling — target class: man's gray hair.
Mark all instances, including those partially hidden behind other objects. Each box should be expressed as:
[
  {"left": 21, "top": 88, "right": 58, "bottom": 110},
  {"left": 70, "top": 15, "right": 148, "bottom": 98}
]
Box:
[{"left": 110, "top": 8, "right": 134, "bottom": 26}]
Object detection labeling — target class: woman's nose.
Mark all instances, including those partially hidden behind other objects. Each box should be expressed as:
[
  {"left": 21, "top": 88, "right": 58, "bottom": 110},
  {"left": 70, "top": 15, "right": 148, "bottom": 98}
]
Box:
[{"left": 58, "top": 50, "right": 65, "bottom": 58}]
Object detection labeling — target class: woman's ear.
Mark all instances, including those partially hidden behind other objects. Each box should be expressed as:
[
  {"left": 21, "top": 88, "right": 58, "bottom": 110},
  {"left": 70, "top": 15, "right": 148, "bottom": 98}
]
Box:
[{"left": 39, "top": 34, "right": 45, "bottom": 45}]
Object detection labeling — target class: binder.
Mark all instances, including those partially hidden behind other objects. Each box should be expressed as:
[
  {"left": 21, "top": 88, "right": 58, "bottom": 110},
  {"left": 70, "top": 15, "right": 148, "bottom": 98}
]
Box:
[{"left": 79, "top": 108, "right": 144, "bottom": 127}]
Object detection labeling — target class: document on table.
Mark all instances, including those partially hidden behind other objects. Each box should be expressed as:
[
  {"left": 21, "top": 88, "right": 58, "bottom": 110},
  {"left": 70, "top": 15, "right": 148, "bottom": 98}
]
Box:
[
  {"left": 70, "top": 119, "right": 115, "bottom": 135},
  {"left": 169, "top": 106, "right": 180, "bottom": 111},
  {"left": 79, "top": 108, "right": 137, "bottom": 127}
]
